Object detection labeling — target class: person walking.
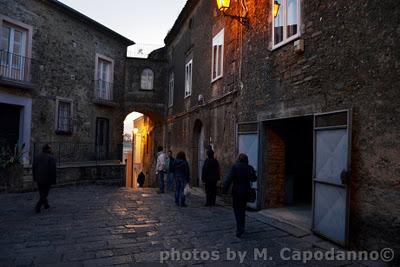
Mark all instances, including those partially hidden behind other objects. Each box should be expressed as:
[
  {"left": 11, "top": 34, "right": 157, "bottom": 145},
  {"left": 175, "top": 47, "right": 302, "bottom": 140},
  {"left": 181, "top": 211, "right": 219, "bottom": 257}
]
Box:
[
  {"left": 165, "top": 150, "right": 175, "bottom": 192},
  {"left": 172, "top": 151, "right": 190, "bottom": 207},
  {"left": 137, "top": 171, "right": 145, "bottom": 188},
  {"left": 155, "top": 146, "right": 167, "bottom": 193},
  {"left": 202, "top": 149, "right": 220, "bottom": 206},
  {"left": 223, "top": 153, "right": 257, "bottom": 238},
  {"left": 33, "top": 144, "right": 57, "bottom": 214}
]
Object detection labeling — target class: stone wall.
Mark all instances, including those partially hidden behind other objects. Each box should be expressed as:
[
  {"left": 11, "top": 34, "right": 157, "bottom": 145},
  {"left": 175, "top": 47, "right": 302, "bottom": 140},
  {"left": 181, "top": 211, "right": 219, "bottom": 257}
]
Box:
[
  {"left": 21, "top": 164, "right": 125, "bottom": 192},
  {"left": 234, "top": 0, "right": 400, "bottom": 251},
  {"left": 164, "top": 0, "right": 240, "bottom": 185},
  {"left": 124, "top": 56, "right": 167, "bottom": 121},
  {"left": 263, "top": 127, "right": 285, "bottom": 208}
]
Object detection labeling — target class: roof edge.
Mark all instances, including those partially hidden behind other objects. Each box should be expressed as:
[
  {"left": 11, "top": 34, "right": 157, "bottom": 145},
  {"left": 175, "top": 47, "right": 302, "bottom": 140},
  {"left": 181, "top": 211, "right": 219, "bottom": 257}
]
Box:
[
  {"left": 164, "top": 0, "right": 200, "bottom": 45},
  {"left": 45, "top": 0, "right": 135, "bottom": 46}
]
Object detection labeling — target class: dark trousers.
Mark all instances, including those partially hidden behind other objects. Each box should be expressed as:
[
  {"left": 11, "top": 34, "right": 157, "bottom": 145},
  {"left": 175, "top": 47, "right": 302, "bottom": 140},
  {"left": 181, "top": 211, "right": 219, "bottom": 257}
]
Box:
[
  {"left": 157, "top": 172, "right": 165, "bottom": 193},
  {"left": 175, "top": 178, "right": 186, "bottom": 205},
  {"left": 205, "top": 181, "right": 217, "bottom": 205},
  {"left": 232, "top": 195, "right": 247, "bottom": 234},
  {"left": 36, "top": 183, "right": 51, "bottom": 209}
]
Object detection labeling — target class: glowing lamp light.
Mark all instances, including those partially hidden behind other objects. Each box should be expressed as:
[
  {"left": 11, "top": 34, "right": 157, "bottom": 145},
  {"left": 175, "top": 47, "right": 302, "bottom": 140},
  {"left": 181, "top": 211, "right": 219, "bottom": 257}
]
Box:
[
  {"left": 133, "top": 128, "right": 139, "bottom": 135},
  {"left": 216, "top": 0, "right": 231, "bottom": 12},
  {"left": 273, "top": 1, "right": 281, "bottom": 18}
]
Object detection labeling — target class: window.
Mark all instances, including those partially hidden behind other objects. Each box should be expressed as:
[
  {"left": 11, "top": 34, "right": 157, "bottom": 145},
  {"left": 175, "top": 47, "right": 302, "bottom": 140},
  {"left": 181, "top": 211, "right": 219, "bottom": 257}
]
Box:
[
  {"left": 56, "top": 98, "right": 72, "bottom": 134},
  {"left": 95, "top": 54, "right": 114, "bottom": 101},
  {"left": 272, "top": 0, "right": 301, "bottom": 49},
  {"left": 0, "top": 18, "right": 31, "bottom": 82},
  {"left": 185, "top": 60, "right": 192, "bottom": 98},
  {"left": 168, "top": 72, "right": 174, "bottom": 107},
  {"left": 211, "top": 29, "right": 224, "bottom": 82},
  {"left": 141, "top": 68, "right": 154, "bottom": 90}
]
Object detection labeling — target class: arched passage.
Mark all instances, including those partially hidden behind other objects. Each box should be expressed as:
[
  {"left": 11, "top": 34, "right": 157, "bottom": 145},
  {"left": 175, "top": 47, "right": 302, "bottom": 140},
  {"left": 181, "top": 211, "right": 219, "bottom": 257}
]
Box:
[
  {"left": 123, "top": 110, "right": 161, "bottom": 189},
  {"left": 192, "top": 119, "right": 205, "bottom": 187}
]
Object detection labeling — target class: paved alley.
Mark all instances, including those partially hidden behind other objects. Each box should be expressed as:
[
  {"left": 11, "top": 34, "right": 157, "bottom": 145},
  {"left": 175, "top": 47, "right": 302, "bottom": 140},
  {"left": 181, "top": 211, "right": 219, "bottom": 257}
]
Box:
[{"left": 0, "top": 186, "right": 388, "bottom": 266}]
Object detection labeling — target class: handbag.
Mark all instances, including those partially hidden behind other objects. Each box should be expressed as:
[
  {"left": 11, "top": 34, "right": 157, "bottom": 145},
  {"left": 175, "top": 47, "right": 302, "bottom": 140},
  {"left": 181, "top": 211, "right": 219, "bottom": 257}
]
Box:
[{"left": 184, "top": 184, "right": 191, "bottom": 196}]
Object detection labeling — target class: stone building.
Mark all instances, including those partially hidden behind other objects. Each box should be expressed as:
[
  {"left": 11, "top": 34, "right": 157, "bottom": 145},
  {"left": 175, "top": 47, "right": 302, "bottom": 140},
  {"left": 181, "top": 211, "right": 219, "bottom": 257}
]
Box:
[
  {"left": 1, "top": 0, "right": 398, "bottom": 254},
  {"left": 0, "top": 0, "right": 165, "bottom": 187},
  {"left": 163, "top": 0, "right": 399, "bottom": 253}
]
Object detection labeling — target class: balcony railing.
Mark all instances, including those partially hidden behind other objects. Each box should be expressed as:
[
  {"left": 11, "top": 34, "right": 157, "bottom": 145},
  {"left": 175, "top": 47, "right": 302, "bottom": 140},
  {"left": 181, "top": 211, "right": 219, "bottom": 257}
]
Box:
[
  {"left": 94, "top": 79, "right": 114, "bottom": 102},
  {"left": 0, "top": 50, "right": 37, "bottom": 86}
]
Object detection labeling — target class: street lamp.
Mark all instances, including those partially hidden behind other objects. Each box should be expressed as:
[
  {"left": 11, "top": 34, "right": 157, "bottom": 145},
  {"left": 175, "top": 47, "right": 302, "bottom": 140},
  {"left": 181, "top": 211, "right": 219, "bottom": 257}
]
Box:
[
  {"left": 216, "top": 0, "right": 231, "bottom": 12},
  {"left": 216, "top": 0, "right": 249, "bottom": 26},
  {"left": 273, "top": 0, "right": 281, "bottom": 18}
]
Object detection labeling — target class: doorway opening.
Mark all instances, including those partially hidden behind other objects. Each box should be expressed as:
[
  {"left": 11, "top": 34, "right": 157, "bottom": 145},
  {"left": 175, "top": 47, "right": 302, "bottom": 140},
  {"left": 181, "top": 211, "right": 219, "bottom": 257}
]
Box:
[
  {"left": 192, "top": 119, "right": 205, "bottom": 187},
  {"left": 0, "top": 103, "right": 21, "bottom": 151},
  {"left": 262, "top": 116, "right": 313, "bottom": 229}
]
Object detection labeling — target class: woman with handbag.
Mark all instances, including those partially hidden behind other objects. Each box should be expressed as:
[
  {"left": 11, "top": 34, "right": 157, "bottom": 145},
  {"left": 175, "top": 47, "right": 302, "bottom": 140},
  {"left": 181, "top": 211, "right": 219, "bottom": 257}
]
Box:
[
  {"left": 223, "top": 153, "right": 257, "bottom": 238},
  {"left": 172, "top": 151, "right": 190, "bottom": 207}
]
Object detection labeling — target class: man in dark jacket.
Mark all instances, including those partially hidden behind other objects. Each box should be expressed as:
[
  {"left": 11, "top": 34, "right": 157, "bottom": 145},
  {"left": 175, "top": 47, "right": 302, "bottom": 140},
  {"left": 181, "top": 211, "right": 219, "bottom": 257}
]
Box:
[
  {"left": 223, "top": 153, "right": 257, "bottom": 237},
  {"left": 202, "top": 149, "right": 220, "bottom": 206},
  {"left": 33, "top": 144, "right": 57, "bottom": 213}
]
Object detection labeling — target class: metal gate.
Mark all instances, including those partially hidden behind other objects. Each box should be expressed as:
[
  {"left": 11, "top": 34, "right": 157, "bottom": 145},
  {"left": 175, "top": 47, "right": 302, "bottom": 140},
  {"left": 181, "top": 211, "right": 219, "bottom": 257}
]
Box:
[
  {"left": 312, "top": 110, "right": 352, "bottom": 246},
  {"left": 237, "top": 122, "right": 259, "bottom": 209}
]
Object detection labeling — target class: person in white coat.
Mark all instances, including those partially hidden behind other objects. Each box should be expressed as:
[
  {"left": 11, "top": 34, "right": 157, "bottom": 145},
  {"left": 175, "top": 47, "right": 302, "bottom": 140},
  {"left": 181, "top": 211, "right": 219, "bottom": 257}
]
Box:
[{"left": 155, "top": 146, "right": 167, "bottom": 193}]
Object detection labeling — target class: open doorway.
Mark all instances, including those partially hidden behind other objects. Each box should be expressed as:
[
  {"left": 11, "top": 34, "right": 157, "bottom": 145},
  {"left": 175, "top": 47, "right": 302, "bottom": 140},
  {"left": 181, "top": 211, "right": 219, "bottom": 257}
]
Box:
[
  {"left": 262, "top": 116, "right": 313, "bottom": 229},
  {"left": 192, "top": 120, "right": 205, "bottom": 187},
  {"left": 0, "top": 103, "right": 21, "bottom": 150}
]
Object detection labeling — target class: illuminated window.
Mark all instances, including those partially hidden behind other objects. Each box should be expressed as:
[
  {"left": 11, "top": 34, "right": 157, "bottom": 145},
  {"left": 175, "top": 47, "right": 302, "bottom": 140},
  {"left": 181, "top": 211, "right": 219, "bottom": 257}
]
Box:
[
  {"left": 168, "top": 72, "right": 174, "bottom": 107},
  {"left": 185, "top": 59, "right": 192, "bottom": 98},
  {"left": 211, "top": 29, "right": 224, "bottom": 82},
  {"left": 141, "top": 68, "right": 154, "bottom": 90},
  {"left": 272, "top": 0, "right": 300, "bottom": 48}
]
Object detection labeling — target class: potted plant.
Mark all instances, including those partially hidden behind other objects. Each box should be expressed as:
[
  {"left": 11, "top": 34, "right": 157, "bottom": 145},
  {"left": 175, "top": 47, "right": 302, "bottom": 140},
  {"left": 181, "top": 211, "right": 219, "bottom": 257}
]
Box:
[{"left": 0, "top": 144, "right": 25, "bottom": 192}]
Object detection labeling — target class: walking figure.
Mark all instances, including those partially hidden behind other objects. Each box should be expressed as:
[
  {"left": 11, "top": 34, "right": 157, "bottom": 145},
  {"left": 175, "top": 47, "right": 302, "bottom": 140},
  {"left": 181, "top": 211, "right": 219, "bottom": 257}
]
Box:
[
  {"left": 137, "top": 171, "right": 145, "bottom": 188},
  {"left": 223, "top": 153, "right": 257, "bottom": 238},
  {"left": 202, "top": 149, "right": 220, "bottom": 206},
  {"left": 33, "top": 144, "right": 57, "bottom": 213},
  {"left": 155, "top": 146, "right": 167, "bottom": 193},
  {"left": 172, "top": 151, "right": 190, "bottom": 207}
]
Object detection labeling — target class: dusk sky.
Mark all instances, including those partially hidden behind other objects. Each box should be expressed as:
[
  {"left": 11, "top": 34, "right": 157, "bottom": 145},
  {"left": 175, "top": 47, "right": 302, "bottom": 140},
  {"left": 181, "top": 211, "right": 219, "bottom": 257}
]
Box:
[
  {"left": 57, "top": 0, "right": 188, "bottom": 134},
  {"left": 58, "top": 0, "right": 187, "bottom": 46}
]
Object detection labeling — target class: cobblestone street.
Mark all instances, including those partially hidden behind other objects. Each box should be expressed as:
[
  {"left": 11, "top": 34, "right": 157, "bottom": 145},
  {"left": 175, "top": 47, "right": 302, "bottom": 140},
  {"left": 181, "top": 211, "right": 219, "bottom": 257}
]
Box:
[{"left": 0, "top": 186, "right": 385, "bottom": 266}]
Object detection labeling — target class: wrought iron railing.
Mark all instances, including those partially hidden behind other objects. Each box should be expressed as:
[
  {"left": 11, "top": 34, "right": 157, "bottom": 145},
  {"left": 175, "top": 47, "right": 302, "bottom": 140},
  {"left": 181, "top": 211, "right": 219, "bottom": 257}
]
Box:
[
  {"left": 94, "top": 79, "right": 114, "bottom": 102},
  {"left": 33, "top": 142, "right": 123, "bottom": 166},
  {"left": 0, "top": 50, "right": 38, "bottom": 84}
]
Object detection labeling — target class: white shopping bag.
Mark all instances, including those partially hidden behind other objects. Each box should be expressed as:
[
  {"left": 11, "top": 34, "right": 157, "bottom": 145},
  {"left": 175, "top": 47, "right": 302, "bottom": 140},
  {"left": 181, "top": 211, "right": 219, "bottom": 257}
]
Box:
[{"left": 184, "top": 184, "right": 191, "bottom": 196}]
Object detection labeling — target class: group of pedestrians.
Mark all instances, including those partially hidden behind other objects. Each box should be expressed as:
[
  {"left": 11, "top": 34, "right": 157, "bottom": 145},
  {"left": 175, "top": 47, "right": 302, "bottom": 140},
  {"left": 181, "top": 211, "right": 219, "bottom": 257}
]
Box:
[
  {"left": 155, "top": 146, "right": 257, "bottom": 238},
  {"left": 32, "top": 144, "right": 257, "bottom": 238}
]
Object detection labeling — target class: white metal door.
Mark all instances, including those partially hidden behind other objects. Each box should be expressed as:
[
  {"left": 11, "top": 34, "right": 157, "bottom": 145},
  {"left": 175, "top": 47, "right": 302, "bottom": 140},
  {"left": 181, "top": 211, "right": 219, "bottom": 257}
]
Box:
[
  {"left": 312, "top": 110, "right": 351, "bottom": 246},
  {"left": 238, "top": 133, "right": 259, "bottom": 209}
]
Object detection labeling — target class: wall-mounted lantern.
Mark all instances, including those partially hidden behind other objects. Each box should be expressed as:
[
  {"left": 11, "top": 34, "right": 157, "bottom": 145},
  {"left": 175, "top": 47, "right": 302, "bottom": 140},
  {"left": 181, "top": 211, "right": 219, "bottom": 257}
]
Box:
[
  {"left": 216, "top": 0, "right": 231, "bottom": 12},
  {"left": 273, "top": 0, "right": 281, "bottom": 18},
  {"left": 216, "top": 0, "right": 249, "bottom": 26}
]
